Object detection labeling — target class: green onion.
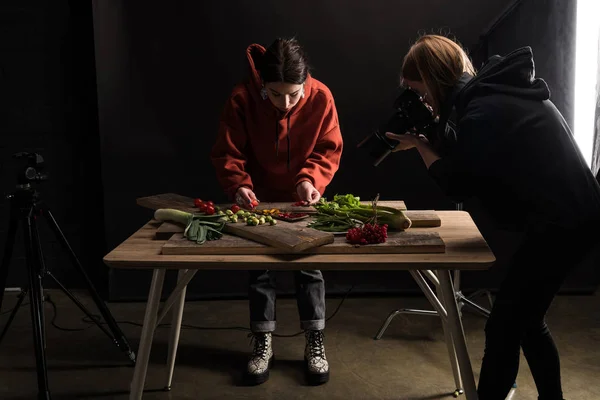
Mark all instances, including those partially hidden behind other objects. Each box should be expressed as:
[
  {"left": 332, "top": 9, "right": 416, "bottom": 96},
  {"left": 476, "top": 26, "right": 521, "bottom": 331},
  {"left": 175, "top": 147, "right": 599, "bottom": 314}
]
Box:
[{"left": 154, "top": 208, "right": 225, "bottom": 244}]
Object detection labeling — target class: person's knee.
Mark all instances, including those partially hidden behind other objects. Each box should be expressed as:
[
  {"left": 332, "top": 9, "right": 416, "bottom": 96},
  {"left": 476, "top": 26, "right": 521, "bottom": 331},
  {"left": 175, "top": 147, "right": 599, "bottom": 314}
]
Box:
[
  {"left": 296, "top": 270, "right": 324, "bottom": 284},
  {"left": 484, "top": 311, "right": 521, "bottom": 348},
  {"left": 485, "top": 309, "right": 547, "bottom": 349},
  {"left": 522, "top": 319, "right": 550, "bottom": 341},
  {"left": 249, "top": 270, "right": 271, "bottom": 283}
]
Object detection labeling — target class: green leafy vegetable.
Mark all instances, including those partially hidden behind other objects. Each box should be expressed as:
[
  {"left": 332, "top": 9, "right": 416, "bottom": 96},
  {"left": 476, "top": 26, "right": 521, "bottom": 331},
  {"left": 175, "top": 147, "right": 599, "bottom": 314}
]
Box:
[
  {"left": 313, "top": 194, "right": 412, "bottom": 231},
  {"left": 307, "top": 213, "right": 360, "bottom": 232},
  {"left": 154, "top": 208, "right": 225, "bottom": 244}
]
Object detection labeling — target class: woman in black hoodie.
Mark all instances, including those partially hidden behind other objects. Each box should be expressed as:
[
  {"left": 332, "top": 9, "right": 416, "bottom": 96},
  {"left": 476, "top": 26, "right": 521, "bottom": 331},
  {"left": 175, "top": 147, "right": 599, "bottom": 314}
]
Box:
[{"left": 387, "top": 34, "right": 600, "bottom": 400}]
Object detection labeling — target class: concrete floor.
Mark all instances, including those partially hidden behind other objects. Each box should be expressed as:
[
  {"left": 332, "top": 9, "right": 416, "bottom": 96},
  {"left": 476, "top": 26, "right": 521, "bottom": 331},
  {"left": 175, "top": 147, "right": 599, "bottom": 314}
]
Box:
[{"left": 0, "top": 289, "right": 599, "bottom": 400}]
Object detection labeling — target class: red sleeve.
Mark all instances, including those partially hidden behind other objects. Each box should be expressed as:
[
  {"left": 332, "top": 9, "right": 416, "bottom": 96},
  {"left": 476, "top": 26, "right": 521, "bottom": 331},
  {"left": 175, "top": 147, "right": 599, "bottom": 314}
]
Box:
[
  {"left": 295, "top": 98, "right": 343, "bottom": 193},
  {"left": 210, "top": 93, "right": 254, "bottom": 199}
]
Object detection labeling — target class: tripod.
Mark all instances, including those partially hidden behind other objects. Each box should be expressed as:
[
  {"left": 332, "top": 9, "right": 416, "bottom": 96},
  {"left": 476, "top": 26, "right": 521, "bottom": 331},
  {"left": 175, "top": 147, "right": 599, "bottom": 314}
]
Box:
[{"left": 0, "top": 183, "right": 136, "bottom": 400}]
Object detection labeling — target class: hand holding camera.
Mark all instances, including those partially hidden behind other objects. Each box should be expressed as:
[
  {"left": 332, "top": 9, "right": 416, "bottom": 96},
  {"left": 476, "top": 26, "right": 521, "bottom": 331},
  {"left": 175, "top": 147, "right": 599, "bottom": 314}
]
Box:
[{"left": 385, "top": 131, "right": 430, "bottom": 152}]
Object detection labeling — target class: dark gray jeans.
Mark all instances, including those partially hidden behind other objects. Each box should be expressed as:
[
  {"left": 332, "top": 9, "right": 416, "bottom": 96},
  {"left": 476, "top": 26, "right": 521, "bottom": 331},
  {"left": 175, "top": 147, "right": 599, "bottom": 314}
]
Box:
[{"left": 248, "top": 270, "right": 326, "bottom": 332}]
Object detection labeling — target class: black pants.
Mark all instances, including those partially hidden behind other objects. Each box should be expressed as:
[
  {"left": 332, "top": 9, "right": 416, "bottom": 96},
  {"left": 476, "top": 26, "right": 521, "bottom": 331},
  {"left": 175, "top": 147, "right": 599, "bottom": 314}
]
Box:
[{"left": 477, "top": 227, "right": 598, "bottom": 400}]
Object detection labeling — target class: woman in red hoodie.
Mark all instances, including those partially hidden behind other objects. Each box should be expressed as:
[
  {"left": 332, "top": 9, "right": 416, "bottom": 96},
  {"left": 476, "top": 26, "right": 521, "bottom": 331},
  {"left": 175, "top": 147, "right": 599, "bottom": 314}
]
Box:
[{"left": 211, "top": 38, "right": 343, "bottom": 386}]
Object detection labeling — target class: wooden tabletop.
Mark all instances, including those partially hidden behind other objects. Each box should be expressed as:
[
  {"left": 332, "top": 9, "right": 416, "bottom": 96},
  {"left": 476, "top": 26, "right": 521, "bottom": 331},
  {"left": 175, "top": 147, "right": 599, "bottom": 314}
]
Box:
[{"left": 103, "top": 211, "right": 495, "bottom": 271}]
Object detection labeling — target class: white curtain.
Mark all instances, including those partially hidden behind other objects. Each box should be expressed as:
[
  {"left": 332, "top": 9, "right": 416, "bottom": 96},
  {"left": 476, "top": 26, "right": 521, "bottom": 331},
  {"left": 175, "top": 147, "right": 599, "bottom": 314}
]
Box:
[{"left": 592, "top": 32, "right": 600, "bottom": 178}]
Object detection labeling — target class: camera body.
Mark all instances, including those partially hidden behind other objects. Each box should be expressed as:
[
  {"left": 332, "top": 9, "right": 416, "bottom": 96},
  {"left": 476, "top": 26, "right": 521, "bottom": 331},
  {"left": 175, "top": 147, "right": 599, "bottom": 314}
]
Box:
[
  {"left": 357, "top": 88, "right": 438, "bottom": 166},
  {"left": 13, "top": 152, "right": 48, "bottom": 185}
]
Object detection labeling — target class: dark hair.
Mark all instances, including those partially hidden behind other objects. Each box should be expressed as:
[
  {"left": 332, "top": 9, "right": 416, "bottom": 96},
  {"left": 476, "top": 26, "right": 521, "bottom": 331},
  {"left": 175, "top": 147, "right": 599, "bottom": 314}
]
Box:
[{"left": 259, "top": 38, "right": 310, "bottom": 84}]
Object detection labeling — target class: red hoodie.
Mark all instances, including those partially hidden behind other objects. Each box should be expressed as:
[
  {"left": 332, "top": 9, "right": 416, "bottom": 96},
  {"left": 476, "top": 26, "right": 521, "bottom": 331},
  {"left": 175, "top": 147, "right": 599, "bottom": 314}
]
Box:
[{"left": 211, "top": 44, "right": 343, "bottom": 202}]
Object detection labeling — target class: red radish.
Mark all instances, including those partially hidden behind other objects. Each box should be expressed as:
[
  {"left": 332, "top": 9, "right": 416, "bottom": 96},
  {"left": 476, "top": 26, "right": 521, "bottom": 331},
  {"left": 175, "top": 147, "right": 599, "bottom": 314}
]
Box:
[
  {"left": 230, "top": 204, "right": 240, "bottom": 213},
  {"left": 205, "top": 205, "right": 216, "bottom": 215},
  {"left": 194, "top": 198, "right": 203, "bottom": 208}
]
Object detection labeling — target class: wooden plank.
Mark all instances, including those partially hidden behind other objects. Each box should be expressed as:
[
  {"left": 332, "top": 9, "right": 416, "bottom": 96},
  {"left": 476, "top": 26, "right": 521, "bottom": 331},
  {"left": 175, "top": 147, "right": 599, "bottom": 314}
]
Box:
[
  {"left": 103, "top": 211, "right": 496, "bottom": 271},
  {"left": 222, "top": 219, "right": 333, "bottom": 253},
  {"left": 161, "top": 230, "right": 445, "bottom": 255},
  {"left": 137, "top": 193, "right": 333, "bottom": 252},
  {"left": 156, "top": 221, "right": 183, "bottom": 240},
  {"left": 155, "top": 219, "right": 333, "bottom": 253},
  {"left": 255, "top": 200, "right": 408, "bottom": 214},
  {"left": 406, "top": 210, "right": 441, "bottom": 227},
  {"left": 154, "top": 210, "right": 440, "bottom": 241},
  {"left": 137, "top": 193, "right": 198, "bottom": 212},
  {"left": 136, "top": 193, "right": 439, "bottom": 228},
  {"left": 136, "top": 193, "right": 407, "bottom": 213}
]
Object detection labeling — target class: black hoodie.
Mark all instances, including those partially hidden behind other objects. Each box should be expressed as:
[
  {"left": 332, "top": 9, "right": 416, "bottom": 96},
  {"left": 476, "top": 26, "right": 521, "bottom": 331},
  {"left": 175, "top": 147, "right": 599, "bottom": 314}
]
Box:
[{"left": 428, "top": 46, "right": 600, "bottom": 232}]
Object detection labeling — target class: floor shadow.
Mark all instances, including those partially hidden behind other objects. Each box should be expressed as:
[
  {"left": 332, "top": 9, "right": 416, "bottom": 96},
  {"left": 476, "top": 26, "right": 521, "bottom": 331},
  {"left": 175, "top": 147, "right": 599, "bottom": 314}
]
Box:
[
  {"left": 403, "top": 392, "right": 460, "bottom": 400},
  {"left": 29, "top": 388, "right": 166, "bottom": 400},
  {"left": 0, "top": 362, "right": 133, "bottom": 372},
  {"left": 150, "top": 341, "right": 248, "bottom": 386},
  {"left": 269, "top": 358, "right": 308, "bottom": 386},
  {"left": 149, "top": 341, "right": 321, "bottom": 387}
]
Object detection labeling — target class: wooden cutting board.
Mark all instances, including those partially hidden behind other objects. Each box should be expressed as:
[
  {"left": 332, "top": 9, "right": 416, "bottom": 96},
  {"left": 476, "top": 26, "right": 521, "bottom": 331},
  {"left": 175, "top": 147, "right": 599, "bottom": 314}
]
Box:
[
  {"left": 137, "top": 194, "right": 333, "bottom": 252},
  {"left": 136, "top": 193, "right": 407, "bottom": 214},
  {"left": 136, "top": 193, "right": 440, "bottom": 227},
  {"left": 226, "top": 219, "right": 334, "bottom": 252},
  {"left": 161, "top": 230, "right": 445, "bottom": 255},
  {"left": 256, "top": 200, "right": 407, "bottom": 214}
]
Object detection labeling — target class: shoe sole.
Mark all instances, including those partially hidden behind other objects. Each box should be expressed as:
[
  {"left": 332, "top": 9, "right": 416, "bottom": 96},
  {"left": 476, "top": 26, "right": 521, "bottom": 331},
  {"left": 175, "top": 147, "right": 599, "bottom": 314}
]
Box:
[
  {"left": 245, "top": 355, "right": 274, "bottom": 386},
  {"left": 304, "top": 357, "right": 329, "bottom": 385}
]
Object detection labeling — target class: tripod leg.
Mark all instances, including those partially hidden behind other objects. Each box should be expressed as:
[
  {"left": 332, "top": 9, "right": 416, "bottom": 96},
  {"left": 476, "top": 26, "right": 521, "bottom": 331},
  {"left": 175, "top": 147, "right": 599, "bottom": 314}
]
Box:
[
  {"left": 0, "top": 289, "right": 28, "bottom": 346},
  {"left": 45, "top": 271, "right": 120, "bottom": 342},
  {"left": 24, "top": 214, "right": 51, "bottom": 399},
  {"left": 42, "top": 208, "right": 135, "bottom": 364},
  {"left": 0, "top": 209, "right": 19, "bottom": 312},
  {"left": 30, "top": 215, "right": 49, "bottom": 354}
]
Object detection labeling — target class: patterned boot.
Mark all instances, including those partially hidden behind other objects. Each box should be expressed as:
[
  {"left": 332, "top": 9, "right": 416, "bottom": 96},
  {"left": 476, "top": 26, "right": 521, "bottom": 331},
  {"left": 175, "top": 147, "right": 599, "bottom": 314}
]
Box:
[
  {"left": 246, "top": 332, "right": 273, "bottom": 385},
  {"left": 304, "top": 330, "right": 329, "bottom": 385}
]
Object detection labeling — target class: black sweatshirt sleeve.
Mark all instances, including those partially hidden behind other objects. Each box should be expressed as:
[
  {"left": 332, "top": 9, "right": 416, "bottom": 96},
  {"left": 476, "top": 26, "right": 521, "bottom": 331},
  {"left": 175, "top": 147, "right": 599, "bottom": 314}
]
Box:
[{"left": 427, "top": 110, "right": 499, "bottom": 202}]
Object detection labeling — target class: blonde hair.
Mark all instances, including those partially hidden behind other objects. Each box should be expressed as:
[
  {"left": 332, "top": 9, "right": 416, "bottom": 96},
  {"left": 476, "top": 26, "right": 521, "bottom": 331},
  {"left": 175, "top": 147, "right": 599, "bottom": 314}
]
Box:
[{"left": 402, "top": 34, "right": 476, "bottom": 112}]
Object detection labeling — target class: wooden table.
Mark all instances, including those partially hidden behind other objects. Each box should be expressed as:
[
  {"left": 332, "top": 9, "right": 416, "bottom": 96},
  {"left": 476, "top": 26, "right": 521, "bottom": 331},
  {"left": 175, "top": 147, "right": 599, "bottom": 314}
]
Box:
[{"left": 104, "top": 211, "right": 495, "bottom": 400}]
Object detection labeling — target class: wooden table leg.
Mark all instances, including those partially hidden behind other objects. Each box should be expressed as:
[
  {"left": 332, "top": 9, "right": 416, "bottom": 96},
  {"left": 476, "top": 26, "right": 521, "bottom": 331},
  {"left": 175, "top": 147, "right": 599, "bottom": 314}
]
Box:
[
  {"left": 436, "top": 270, "right": 478, "bottom": 400},
  {"left": 130, "top": 268, "right": 166, "bottom": 400},
  {"left": 164, "top": 269, "right": 188, "bottom": 391}
]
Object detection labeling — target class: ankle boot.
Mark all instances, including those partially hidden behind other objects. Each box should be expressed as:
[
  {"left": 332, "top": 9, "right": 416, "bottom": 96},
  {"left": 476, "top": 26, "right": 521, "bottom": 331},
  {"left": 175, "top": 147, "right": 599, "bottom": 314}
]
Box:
[
  {"left": 304, "top": 330, "right": 329, "bottom": 385},
  {"left": 246, "top": 332, "right": 273, "bottom": 385}
]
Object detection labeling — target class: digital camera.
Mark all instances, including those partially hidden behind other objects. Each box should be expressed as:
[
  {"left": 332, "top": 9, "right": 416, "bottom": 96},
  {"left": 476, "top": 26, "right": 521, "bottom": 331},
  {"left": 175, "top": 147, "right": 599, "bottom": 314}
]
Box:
[{"left": 357, "top": 88, "right": 438, "bottom": 166}]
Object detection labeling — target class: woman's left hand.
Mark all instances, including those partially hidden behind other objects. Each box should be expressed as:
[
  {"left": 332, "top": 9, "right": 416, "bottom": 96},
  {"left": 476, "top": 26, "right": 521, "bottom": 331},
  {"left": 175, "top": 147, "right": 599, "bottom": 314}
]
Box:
[
  {"left": 385, "top": 132, "right": 426, "bottom": 151},
  {"left": 296, "top": 181, "right": 321, "bottom": 205},
  {"left": 386, "top": 131, "right": 441, "bottom": 169}
]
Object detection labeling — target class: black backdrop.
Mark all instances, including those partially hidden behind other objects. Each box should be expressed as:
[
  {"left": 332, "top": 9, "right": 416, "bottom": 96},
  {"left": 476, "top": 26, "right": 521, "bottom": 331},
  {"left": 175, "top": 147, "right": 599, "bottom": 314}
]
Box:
[
  {"left": 2, "top": 0, "right": 597, "bottom": 302},
  {"left": 94, "top": 0, "right": 599, "bottom": 300},
  {"left": 93, "top": 0, "right": 513, "bottom": 300}
]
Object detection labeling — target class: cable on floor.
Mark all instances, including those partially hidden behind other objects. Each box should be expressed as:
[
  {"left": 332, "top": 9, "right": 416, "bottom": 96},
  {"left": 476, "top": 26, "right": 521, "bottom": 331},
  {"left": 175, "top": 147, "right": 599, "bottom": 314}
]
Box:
[{"left": 1, "top": 284, "right": 356, "bottom": 338}]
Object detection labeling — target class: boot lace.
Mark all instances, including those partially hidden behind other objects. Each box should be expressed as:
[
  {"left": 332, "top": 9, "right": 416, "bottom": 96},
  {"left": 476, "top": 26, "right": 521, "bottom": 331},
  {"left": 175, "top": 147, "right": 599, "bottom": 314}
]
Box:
[
  {"left": 307, "top": 330, "right": 325, "bottom": 358},
  {"left": 249, "top": 333, "right": 269, "bottom": 359}
]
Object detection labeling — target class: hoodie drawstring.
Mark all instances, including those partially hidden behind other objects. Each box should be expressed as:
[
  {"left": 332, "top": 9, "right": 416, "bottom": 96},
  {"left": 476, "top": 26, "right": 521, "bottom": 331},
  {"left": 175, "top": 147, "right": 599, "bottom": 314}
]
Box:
[
  {"left": 286, "top": 116, "right": 291, "bottom": 171},
  {"left": 275, "top": 121, "right": 279, "bottom": 157},
  {"left": 275, "top": 116, "right": 292, "bottom": 171}
]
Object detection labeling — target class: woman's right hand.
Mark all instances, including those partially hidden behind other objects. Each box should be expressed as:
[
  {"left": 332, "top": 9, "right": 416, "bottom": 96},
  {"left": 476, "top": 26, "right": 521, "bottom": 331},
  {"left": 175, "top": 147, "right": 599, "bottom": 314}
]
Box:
[{"left": 235, "top": 187, "right": 259, "bottom": 210}]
